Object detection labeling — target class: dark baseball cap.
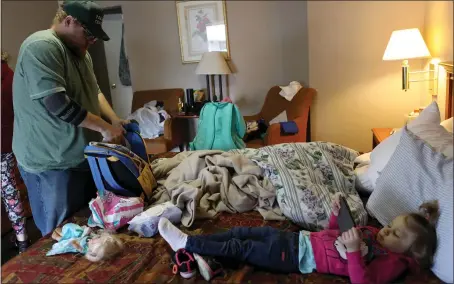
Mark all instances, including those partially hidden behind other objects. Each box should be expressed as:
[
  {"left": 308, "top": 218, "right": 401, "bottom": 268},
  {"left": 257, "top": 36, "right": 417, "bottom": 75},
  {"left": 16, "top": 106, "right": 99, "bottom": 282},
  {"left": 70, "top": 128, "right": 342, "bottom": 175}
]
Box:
[{"left": 63, "top": 1, "right": 110, "bottom": 41}]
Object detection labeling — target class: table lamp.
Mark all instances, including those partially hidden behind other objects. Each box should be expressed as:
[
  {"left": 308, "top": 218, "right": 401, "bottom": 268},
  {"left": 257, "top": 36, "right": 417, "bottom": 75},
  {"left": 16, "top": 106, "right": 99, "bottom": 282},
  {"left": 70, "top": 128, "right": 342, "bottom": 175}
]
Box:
[
  {"left": 196, "top": 51, "right": 232, "bottom": 101},
  {"left": 383, "top": 28, "right": 437, "bottom": 92}
]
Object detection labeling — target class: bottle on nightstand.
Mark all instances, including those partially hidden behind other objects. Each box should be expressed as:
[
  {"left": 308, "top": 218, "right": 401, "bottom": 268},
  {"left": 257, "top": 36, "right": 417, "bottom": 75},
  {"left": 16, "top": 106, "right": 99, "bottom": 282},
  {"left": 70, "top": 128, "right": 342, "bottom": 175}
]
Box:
[{"left": 177, "top": 98, "right": 184, "bottom": 113}]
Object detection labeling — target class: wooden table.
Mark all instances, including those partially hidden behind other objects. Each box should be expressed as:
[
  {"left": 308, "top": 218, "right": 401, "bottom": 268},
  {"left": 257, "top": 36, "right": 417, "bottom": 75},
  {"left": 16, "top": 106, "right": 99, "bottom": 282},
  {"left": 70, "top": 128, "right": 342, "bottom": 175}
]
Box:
[{"left": 372, "top": 128, "right": 393, "bottom": 149}]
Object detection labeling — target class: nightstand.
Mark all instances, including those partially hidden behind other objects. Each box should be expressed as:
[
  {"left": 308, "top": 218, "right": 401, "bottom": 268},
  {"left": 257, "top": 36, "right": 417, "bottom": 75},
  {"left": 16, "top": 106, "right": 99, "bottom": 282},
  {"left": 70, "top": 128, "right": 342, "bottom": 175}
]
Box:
[{"left": 372, "top": 128, "right": 393, "bottom": 148}]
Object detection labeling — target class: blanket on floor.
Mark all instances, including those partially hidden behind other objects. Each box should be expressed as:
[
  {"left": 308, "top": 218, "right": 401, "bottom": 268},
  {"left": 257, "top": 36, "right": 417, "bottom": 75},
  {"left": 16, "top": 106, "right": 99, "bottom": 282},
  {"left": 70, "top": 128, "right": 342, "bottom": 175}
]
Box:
[{"left": 151, "top": 150, "right": 284, "bottom": 227}]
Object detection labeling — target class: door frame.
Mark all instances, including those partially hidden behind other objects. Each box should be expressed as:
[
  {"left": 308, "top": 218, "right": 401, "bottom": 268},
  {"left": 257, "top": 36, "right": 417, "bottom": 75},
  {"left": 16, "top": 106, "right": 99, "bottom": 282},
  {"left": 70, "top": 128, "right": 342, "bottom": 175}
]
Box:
[{"left": 103, "top": 5, "right": 122, "bottom": 15}]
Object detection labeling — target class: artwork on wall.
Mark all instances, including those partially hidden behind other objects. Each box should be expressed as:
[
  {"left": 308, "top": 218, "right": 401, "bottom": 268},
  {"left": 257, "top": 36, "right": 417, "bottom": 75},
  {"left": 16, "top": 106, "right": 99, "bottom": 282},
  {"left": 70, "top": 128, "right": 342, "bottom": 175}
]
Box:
[{"left": 176, "top": 0, "right": 230, "bottom": 63}]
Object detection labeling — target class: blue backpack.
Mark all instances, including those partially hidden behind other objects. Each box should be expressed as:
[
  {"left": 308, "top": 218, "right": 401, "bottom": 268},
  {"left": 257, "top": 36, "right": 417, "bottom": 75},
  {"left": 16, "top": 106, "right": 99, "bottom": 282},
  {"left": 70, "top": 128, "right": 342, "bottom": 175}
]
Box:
[{"left": 84, "top": 121, "right": 156, "bottom": 201}]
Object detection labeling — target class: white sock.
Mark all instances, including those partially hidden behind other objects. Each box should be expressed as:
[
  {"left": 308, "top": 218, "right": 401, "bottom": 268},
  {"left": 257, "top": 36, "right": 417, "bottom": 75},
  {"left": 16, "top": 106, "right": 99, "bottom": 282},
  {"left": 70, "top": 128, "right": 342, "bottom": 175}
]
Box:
[{"left": 158, "top": 218, "right": 188, "bottom": 251}]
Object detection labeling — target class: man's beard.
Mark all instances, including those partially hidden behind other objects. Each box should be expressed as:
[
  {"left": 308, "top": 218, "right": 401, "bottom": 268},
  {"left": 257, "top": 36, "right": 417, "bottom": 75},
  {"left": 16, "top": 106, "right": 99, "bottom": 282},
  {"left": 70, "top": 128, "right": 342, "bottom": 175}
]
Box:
[
  {"left": 67, "top": 42, "right": 87, "bottom": 58},
  {"left": 62, "top": 37, "right": 87, "bottom": 58}
]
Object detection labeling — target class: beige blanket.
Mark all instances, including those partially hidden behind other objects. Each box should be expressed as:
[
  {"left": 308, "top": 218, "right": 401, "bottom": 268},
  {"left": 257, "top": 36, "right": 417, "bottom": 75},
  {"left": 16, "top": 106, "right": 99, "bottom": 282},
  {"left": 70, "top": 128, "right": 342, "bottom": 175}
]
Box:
[{"left": 151, "top": 151, "right": 284, "bottom": 227}]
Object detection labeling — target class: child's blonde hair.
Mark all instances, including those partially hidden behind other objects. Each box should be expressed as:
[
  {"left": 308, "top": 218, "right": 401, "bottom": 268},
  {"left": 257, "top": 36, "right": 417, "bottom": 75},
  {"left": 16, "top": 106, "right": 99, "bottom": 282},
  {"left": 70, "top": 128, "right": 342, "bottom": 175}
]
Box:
[
  {"left": 405, "top": 200, "right": 439, "bottom": 269},
  {"left": 85, "top": 232, "right": 124, "bottom": 262}
]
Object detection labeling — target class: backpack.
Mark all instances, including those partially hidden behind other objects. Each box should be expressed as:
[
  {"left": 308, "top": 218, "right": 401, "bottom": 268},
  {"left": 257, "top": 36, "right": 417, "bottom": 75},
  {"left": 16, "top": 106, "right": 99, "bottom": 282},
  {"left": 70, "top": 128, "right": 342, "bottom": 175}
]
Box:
[
  {"left": 190, "top": 102, "right": 246, "bottom": 151},
  {"left": 84, "top": 121, "right": 156, "bottom": 202}
]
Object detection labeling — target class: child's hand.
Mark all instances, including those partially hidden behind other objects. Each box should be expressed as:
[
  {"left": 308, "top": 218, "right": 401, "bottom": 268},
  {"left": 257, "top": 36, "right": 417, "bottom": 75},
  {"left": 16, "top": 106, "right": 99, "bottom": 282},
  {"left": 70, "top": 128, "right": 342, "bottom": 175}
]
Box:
[
  {"left": 341, "top": 228, "right": 362, "bottom": 252},
  {"left": 332, "top": 192, "right": 343, "bottom": 216}
]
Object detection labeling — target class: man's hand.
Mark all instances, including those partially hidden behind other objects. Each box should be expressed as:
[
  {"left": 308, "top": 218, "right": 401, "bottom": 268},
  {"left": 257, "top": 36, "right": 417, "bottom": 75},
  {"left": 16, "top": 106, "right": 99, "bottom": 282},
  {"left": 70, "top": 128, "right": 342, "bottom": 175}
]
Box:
[
  {"left": 332, "top": 192, "right": 343, "bottom": 216},
  {"left": 341, "top": 228, "right": 362, "bottom": 252},
  {"left": 101, "top": 124, "right": 125, "bottom": 144},
  {"left": 111, "top": 118, "right": 130, "bottom": 128}
]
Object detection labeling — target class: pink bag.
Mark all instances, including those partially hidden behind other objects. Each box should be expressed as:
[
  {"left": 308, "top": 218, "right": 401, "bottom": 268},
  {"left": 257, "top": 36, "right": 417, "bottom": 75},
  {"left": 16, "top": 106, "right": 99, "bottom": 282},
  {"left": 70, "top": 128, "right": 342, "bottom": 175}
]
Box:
[{"left": 88, "top": 190, "right": 144, "bottom": 231}]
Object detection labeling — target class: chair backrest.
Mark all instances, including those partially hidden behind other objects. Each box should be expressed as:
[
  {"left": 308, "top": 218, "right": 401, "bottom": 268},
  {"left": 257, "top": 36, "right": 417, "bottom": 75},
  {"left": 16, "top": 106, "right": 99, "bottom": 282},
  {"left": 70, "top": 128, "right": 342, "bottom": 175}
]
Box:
[
  {"left": 131, "top": 88, "right": 184, "bottom": 114},
  {"left": 258, "top": 86, "right": 317, "bottom": 123}
]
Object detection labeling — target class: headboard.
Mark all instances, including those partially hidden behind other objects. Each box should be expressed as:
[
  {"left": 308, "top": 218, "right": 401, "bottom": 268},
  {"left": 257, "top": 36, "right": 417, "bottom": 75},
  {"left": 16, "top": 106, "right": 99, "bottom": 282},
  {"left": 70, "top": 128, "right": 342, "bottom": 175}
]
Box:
[{"left": 131, "top": 88, "right": 184, "bottom": 114}]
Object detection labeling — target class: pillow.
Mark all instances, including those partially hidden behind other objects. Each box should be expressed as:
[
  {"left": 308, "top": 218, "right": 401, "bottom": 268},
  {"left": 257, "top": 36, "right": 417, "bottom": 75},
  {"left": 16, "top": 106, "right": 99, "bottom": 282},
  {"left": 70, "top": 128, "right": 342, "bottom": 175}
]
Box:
[
  {"left": 354, "top": 152, "right": 371, "bottom": 166},
  {"left": 354, "top": 164, "right": 374, "bottom": 193},
  {"left": 367, "top": 101, "right": 452, "bottom": 188},
  {"left": 366, "top": 127, "right": 453, "bottom": 283},
  {"left": 440, "top": 117, "right": 453, "bottom": 133}
]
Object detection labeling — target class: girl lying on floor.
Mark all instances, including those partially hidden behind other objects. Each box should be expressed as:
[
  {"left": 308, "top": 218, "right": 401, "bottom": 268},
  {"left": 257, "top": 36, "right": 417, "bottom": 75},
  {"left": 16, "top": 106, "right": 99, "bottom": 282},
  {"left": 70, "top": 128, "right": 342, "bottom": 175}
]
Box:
[{"left": 158, "top": 193, "right": 439, "bottom": 283}]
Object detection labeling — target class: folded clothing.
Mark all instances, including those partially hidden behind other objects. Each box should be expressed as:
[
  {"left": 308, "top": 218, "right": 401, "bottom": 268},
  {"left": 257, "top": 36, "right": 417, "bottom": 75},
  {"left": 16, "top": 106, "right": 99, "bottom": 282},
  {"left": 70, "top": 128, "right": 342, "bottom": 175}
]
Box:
[
  {"left": 280, "top": 121, "right": 299, "bottom": 135},
  {"left": 128, "top": 201, "right": 182, "bottom": 237}
]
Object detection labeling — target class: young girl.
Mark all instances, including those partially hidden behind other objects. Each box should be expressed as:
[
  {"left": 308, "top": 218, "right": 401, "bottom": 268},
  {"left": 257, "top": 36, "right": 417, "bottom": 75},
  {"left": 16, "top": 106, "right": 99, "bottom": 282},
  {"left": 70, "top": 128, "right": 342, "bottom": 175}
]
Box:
[
  {"left": 158, "top": 193, "right": 439, "bottom": 283},
  {"left": 1, "top": 54, "right": 29, "bottom": 253}
]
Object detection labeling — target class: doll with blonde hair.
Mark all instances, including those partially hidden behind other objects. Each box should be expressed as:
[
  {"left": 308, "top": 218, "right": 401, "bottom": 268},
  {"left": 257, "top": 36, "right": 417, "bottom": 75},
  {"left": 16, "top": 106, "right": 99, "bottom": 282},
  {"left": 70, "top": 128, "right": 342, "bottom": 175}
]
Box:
[{"left": 47, "top": 223, "right": 123, "bottom": 262}]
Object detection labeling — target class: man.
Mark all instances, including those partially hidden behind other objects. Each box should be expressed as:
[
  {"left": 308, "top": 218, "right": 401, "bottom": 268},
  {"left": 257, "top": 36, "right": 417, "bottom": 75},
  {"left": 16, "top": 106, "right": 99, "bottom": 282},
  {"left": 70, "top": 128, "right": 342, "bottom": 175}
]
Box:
[{"left": 13, "top": 1, "right": 125, "bottom": 236}]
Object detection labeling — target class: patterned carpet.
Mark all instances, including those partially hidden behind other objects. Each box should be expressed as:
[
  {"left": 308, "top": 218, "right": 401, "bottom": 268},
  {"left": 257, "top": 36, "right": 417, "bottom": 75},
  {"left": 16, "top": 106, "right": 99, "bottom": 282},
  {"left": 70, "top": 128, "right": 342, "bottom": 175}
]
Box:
[
  {"left": 1, "top": 209, "right": 441, "bottom": 283},
  {"left": 1, "top": 152, "right": 442, "bottom": 283}
]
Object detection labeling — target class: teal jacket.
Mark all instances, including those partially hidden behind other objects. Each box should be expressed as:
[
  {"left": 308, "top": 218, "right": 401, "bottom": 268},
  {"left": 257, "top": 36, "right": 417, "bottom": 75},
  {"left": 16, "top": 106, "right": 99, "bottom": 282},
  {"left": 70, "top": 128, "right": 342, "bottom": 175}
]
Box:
[{"left": 190, "top": 102, "right": 246, "bottom": 151}]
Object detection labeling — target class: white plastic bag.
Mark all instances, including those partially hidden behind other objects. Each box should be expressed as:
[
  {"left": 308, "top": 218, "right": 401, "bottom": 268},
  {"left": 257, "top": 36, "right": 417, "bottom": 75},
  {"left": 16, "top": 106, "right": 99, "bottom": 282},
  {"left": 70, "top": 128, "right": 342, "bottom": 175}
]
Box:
[
  {"left": 128, "top": 201, "right": 182, "bottom": 237},
  {"left": 128, "top": 107, "right": 162, "bottom": 139}
]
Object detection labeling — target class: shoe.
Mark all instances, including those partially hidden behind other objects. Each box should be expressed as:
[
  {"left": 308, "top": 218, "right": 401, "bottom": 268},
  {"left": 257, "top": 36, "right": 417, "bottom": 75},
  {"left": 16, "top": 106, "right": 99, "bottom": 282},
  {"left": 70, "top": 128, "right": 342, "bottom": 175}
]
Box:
[
  {"left": 193, "top": 253, "right": 223, "bottom": 281},
  {"left": 15, "top": 239, "right": 30, "bottom": 254},
  {"left": 171, "top": 249, "right": 197, "bottom": 279}
]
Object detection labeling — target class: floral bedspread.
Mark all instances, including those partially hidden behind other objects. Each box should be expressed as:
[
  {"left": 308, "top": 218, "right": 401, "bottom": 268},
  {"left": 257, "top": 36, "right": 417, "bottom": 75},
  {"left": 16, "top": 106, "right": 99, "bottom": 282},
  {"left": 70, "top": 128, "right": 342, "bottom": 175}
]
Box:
[{"left": 231, "top": 142, "right": 368, "bottom": 231}]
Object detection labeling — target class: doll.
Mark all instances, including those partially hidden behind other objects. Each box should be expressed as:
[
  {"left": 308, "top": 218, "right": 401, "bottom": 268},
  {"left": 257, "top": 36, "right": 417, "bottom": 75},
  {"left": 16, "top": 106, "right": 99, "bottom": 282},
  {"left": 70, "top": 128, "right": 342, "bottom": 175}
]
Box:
[{"left": 47, "top": 223, "right": 123, "bottom": 262}]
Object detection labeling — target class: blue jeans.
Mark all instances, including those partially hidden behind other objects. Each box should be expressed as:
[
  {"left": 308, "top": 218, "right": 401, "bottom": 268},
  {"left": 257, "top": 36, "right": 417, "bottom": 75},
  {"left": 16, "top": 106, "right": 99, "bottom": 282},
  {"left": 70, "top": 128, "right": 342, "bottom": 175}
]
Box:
[
  {"left": 186, "top": 226, "right": 300, "bottom": 273},
  {"left": 18, "top": 162, "right": 96, "bottom": 236}
]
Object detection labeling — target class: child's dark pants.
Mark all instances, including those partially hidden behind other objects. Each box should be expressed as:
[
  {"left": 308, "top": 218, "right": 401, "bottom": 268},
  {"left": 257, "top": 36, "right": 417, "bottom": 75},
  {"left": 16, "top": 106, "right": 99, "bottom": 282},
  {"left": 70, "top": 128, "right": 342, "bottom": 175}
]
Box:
[{"left": 186, "top": 226, "right": 300, "bottom": 273}]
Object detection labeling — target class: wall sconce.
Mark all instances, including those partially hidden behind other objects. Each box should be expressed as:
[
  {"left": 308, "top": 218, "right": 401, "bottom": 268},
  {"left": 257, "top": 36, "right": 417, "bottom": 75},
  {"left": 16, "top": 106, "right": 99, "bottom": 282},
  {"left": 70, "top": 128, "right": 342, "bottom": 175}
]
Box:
[{"left": 383, "top": 28, "right": 437, "bottom": 92}]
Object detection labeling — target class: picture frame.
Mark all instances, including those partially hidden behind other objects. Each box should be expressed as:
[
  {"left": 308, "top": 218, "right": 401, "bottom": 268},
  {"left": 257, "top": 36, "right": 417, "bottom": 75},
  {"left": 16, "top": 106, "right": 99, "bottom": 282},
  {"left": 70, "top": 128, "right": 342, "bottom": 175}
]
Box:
[{"left": 176, "top": 1, "right": 230, "bottom": 63}]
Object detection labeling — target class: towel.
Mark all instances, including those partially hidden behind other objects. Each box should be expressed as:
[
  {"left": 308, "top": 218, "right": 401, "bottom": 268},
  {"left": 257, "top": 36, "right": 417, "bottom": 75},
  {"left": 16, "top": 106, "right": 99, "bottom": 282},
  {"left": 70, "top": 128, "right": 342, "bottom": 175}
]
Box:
[{"left": 279, "top": 81, "right": 302, "bottom": 101}]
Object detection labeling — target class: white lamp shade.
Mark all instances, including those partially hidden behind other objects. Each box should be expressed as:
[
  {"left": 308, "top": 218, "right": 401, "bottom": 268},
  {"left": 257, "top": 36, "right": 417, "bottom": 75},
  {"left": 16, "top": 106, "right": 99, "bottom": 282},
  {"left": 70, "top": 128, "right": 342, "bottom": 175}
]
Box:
[
  {"left": 383, "top": 28, "right": 431, "bottom": 61},
  {"left": 196, "top": 51, "right": 231, "bottom": 75}
]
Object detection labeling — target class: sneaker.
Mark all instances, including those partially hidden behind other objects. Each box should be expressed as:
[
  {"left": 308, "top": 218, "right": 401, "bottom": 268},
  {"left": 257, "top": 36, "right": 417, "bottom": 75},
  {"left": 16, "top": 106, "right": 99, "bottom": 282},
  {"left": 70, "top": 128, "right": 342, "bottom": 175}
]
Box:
[
  {"left": 15, "top": 239, "right": 30, "bottom": 254},
  {"left": 171, "top": 249, "right": 197, "bottom": 279},
  {"left": 193, "top": 253, "right": 223, "bottom": 281}
]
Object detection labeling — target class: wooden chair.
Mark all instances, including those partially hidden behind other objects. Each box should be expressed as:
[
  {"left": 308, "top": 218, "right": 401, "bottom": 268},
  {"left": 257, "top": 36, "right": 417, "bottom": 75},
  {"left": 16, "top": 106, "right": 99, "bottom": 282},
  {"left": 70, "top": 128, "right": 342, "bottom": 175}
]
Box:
[
  {"left": 244, "top": 86, "right": 316, "bottom": 148},
  {"left": 131, "top": 89, "right": 185, "bottom": 154}
]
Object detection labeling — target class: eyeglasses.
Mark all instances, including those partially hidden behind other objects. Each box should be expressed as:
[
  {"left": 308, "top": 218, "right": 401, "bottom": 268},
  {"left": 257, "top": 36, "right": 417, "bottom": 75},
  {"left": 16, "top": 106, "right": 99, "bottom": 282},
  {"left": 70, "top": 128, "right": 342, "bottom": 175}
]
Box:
[{"left": 74, "top": 18, "right": 97, "bottom": 42}]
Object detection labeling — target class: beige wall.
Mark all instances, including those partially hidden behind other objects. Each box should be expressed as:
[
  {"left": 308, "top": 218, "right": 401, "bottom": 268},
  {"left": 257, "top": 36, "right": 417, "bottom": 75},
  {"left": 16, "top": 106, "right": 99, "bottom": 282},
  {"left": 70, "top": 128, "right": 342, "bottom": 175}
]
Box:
[
  {"left": 308, "top": 1, "right": 427, "bottom": 153},
  {"left": 424, "top": 1, "right": 453, "bottom": 61},
  {"left": 424, "top": 1, "right": 453, "bottom": 119},
  {"left": 1, "top": 1, "right": 58, "bottom": 69},
  {"left": 96, "top": 1, "right": 309, "bottom": 115}
]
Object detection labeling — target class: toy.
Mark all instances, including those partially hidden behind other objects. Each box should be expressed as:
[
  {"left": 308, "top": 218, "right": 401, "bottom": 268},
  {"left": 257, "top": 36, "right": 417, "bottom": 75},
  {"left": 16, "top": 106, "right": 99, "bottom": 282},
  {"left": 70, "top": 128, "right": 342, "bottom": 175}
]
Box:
[{"left": 47, "top": 223, "right": 124, "bottom": 262}]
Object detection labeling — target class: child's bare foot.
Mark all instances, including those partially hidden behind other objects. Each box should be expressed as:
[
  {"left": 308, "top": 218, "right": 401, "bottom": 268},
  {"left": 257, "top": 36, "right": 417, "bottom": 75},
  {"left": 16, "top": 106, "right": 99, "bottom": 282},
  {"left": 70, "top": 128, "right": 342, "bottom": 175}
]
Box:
[{"left": 52, "top": 228, "right": 63, "bottom": 241}]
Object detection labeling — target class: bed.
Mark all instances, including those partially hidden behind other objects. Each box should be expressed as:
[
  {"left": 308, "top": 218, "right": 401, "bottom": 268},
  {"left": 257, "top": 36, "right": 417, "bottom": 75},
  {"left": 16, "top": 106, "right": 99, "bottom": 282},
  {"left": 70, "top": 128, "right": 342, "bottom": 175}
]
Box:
[{"left": 1, "top": 151, "right": 442, "bottom": 283}]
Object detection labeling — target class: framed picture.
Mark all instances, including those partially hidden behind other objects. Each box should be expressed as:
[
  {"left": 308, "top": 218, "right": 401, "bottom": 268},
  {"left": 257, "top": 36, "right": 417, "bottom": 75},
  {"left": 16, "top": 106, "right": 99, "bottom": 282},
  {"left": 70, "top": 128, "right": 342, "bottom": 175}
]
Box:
[{"left": 176, "top": 1, "right": 230, "bottom": 63}]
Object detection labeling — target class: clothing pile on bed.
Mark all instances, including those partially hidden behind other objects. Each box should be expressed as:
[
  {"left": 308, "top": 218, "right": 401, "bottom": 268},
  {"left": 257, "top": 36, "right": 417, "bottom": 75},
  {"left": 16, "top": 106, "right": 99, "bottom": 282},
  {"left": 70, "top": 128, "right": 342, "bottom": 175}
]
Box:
[{"left": 149, "top": 142, "right": 367, "bottom": 230}]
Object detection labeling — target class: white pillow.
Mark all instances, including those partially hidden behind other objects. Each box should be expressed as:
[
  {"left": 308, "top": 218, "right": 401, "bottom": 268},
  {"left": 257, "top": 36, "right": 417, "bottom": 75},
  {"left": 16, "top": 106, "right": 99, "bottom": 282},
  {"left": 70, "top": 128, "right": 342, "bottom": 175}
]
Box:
[
  {"left": 367, "top": 127, "right": 453, "bottom": 283},
  {"left": 354, "top": 152, "right": 371, "bottom": 166},
  {"left": 354, "top": 164, "right": 374, "bottom": 193},
  {"left": 440, "top": 117, "right": 453, "bottom": 133},
  {"left": 368, "top": 101, "right": 451, "bottom": 188}
]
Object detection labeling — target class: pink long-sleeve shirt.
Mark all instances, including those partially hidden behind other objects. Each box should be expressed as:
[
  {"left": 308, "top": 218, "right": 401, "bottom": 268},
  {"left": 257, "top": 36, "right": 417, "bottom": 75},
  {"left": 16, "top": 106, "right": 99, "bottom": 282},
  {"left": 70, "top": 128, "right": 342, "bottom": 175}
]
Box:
[{"left": 308, "top": 214, "right": 415, "bottom": 283}]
